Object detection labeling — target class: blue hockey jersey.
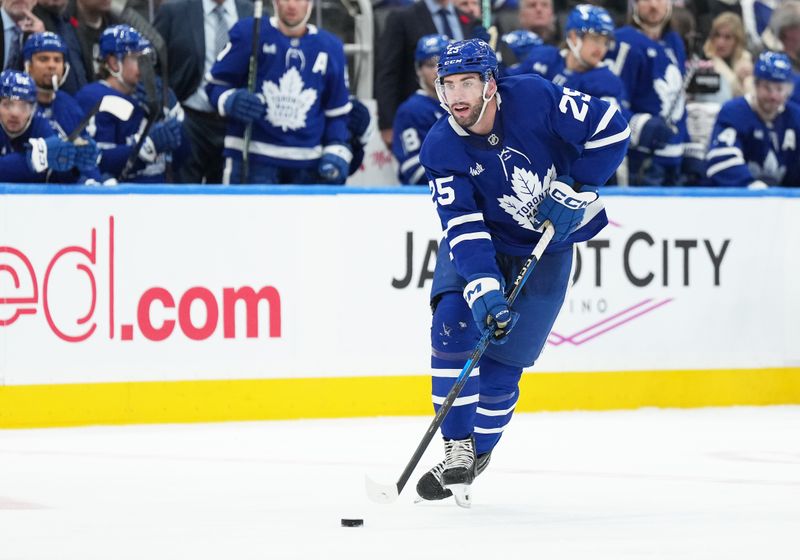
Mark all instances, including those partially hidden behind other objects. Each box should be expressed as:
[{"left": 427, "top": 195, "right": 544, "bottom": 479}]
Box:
[
  {"left": 206, "top": 18, "right": 351, "bottom": 169},
  {"left": 706, "top": 96, "right": 800, "bottom": 187},
  {"left": 420, "top": 75, "right": 629, "bottom": 287},
  {"left": 606, "top": 26, "right": 688, "bottom": 166},
  {"left": 0, "top": 115, "right": 83, "bottom": 183},
  {"left": 508, "top": 45, "right": 628, "bottom": 114},
  {"left": 36, "top": 91, "right": 85, "bottom": 139},
  {"left": 392, "top": 91, "right": 444, "bottom": 184}
]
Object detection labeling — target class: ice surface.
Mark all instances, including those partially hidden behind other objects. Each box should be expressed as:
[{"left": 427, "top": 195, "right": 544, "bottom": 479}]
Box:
[{"left": 1, "top": 407, "right": 798, "bottom": 559}]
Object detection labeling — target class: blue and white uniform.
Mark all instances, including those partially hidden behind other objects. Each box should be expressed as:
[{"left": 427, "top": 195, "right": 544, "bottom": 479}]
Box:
[
  {"left": 0, "top": 115, "right": 80, "bottom": 183},
  {"left": 36, "top": 91, "right": 85, "bottom": 139},
  {"left": 606, "top": 25, "right": 688, "bottom": 184},
  {"left": 206, "top": 17, "right": 351, "bottom": 178},
  {"left": 392, "top": 92, "right": 444, "bottom": 184},
  {"left": 421, "top": 73, "right": 629, "bottom": 455}
]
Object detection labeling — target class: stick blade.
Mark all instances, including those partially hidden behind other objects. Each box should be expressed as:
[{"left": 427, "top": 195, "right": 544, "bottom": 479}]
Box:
[
  {"left": 98, "top": 95, "right": 135, "bottom": 121},
  {"left": 365, "top": 475, "right": 399, "bottom": 504}
]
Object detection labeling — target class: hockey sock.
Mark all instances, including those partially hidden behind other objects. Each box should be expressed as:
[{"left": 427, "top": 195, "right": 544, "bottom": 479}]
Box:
[{"left": 474, "top": 355, "right": 523, "bottom": 455}]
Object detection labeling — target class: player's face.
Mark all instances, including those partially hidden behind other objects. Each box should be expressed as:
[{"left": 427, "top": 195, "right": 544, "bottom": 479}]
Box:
[
  {"left": 120, "top": 53, "right": 142, "bottom": 87},
  {"left": 417, "top": 58, "right": 439, "bottom": 92},
  {"left": 710, "top": 25, "right": 736, "bottom": 59},
  {"left": 519, "top": 0, "right": 553, "bottom": 29},
  {"left": 636, "top": 0, "right": 669, "bottom": 27},
  {"left": 0, "top": 98, "right": 35, "bottom": 134},
  {"left": 441, "top": 72, "right": 488, "bottom": 128},
  {"left": 27, "top": 52, "right": 65, "bottom": 91},
  {"left": 576, "top": 31, "right": 611, "bottom": 67},
  {"left": 755, "top": 80, "right": 792, "bottom": 118},
  {"left": 276, "top": 0, "right": 311, "bottom": 28}
]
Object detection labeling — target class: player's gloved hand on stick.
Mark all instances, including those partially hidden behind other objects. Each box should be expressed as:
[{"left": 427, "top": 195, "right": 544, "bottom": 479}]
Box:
[
  {"left": 533, "top": 176, "right": 598, "bottom": 243},
  {"left": 73, "top": 137, "right": 100, "bottom": 172},
  {"left": 465, "top": 280, "right": 519, "bottom": 344},
  {"left": 633, "top": 114, "right": 673, "bottom": 151},
  {"left": 318, "top": 150, "right": 349, "bottom": 184},
  {"left": 148, "top": 118, "right": 183, "bottom": 153},
  {"left": 223, "top": 89, "right": 266, "bottom": 124},
  {"left": 26, "top": 136, "right": 77, "bottom": 172}
]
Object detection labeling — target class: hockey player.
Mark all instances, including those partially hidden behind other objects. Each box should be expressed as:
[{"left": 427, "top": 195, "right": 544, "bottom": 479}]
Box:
[
  {"left": 706, "top": 51, "right": 800, "bottom": 187},
  {"left": 76, "top": 24, "right": 185, "bottom": 183},
  {"left": 416, "top": 39, "right": 629, "bottom": 506},
  {"left": 206, "top": 0, "right": 352, "bottom": 184},
  {"left": 605, "top": 0, "right": 688, "bottom": 186},
  {"left": 0, "top": 70, "right": 98, "bottom": 182},
  {"left": 498, "top": 30, "right": 543, "bottom": 75},
  {"left": 391, "top": 34, "right": 449, "bottom": 185},
  {"left": 508, "top": 5, "right": 626, "bottom": 114}
]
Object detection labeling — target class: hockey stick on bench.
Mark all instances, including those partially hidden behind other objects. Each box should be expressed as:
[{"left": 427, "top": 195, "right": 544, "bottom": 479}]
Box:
[
  {"left": 67, "top": 95, "right": 135, "bottom": 142},
  {"left": 365, "top": 220, "right": 555, "bottom": 504}
]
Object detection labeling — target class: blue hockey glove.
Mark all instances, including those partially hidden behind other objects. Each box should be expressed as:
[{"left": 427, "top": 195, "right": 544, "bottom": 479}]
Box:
[
  {"left": 318, "top": 152, "right": 349, "bottom": 184},
  {"left": 148, "top": 118, "right": 183, "bottom": 153},
  {"left": 73, "top": 137, "right": 100, "bottom": 172},
  {"left": 464, "top": 279, "right": 519, "bottom": 344},
  {"left": 223, "top": 89, "right": 266, "bottom": 124},
  {"left": 27, "top": 136, "right": 77, "bottom": 173},
  {"left": 633, "top": 114, "right": 673, "bottom": 151},
  {"left": 532, "top": 176, "right": 598, "bottom": 243},
  {"left": 347, "top": 97, "right": 372, "bottom": 140}
]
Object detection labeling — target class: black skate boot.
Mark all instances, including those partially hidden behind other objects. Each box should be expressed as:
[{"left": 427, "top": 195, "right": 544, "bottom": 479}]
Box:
[
  {"left": 442, "top": 436, "right": 477, "bottom": 507},
  {"left": 416, "top": 451, "right": 492, "bottom": 502}
]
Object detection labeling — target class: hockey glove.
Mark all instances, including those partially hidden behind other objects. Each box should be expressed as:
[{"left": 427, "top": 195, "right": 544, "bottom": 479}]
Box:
[
  {"left": 464, "top": 279, "right": 519, "bottom": 344},
  {"left": 318, "top": 151, "right": 349, "bottom": 184},
  {"left": 532, "top": 176, "right": 598, "bottom": 243},
  {"left": 73, "top": 137, "right": 100, "bottom": 172},
  {"left": 27, "top": 136, "right": 77, "bottom": 173},
  {"left": 347, "top": 97, "right": 372, "bottom": 141},
  {"left": 631, "top": 114, "right": 673, "bottom": 152},
  {"left": 148, "top": 118, "right": 183, "bottom": 153},
  {"left": 223, "top": 89, "right": 266, "bottom": 124}
]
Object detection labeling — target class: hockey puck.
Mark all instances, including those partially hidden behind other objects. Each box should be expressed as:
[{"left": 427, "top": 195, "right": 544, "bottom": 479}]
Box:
[{"left": 340, "top": 518, "right": 364, "bottom": 527}]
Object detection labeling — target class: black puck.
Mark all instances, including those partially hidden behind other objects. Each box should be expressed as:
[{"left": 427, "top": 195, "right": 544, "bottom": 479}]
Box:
[{"left": 341, "top": 518, "right": 364, "bottom": 527}]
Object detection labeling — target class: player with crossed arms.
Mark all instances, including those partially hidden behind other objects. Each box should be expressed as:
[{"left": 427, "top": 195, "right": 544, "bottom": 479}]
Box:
[{"left": 417, "top": 39, "right": 630, "bottom": 507}]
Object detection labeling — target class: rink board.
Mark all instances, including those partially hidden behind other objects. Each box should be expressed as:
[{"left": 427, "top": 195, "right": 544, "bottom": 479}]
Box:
[{"left": 1, "top": 185, "right": 799, "bottom": 427}]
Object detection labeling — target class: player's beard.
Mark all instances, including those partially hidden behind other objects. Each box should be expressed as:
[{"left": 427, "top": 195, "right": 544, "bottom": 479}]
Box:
[{"left": 452, "top": 102, "right": 482, "bottom": 129}]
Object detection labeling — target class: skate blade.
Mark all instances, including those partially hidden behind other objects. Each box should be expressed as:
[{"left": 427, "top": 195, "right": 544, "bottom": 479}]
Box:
[{"left": 447, "top": 483, "right": 472, "bottom": 508}]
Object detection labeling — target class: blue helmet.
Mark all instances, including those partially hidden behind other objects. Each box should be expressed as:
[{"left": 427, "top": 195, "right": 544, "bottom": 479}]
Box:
[
  {"left": 415, "top": 34, "right": 449, "bottom": 64},
  {"left": 565, "top": 4, "right": 615, "bottom": 38},
  {"left": 754, "top": 51, "right": 793, "bottom": 82},
  {"left": 0, "top": 70, "right": 37, "bottom": 102},
  {"left": 99, "top": 24, "right": 150, "bottom": 60},
  {"left": 501, "top": 30, "right": 543, "bottom": 62},
  {"left": 23, "top": 32, "right": 68, "bottom": 61},
  {"left": 437, "top": 39, "right": 498, "bottom": 82}
]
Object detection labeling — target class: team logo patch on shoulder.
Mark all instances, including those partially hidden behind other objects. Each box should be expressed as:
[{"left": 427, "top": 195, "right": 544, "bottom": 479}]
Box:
[{"left": 469, "top": 163, "right": 485, "bottom": 176}]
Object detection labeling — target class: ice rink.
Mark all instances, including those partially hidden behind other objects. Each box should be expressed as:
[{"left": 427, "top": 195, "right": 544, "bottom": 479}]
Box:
[{"left": 1, "top": 406, "right": 798, "bottom": 560}]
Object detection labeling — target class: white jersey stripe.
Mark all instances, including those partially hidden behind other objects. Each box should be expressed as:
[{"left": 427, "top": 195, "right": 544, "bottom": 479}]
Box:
[
  {"left": 591, "top": 103, "right": 618, "bottom": 139},
  {"left": 476, "top": 403, "right": 517, "bottom": 416},
  {"left": 400, "top": 155, "right": 420, "bottom": 173},
  {"left": 474, "top": 426, "right": 505, "bottom": 434},
  {"left": 225, "top": 136, "right": 322, "bottom": 161},
  {"left": 707, "top": 146, "right": 744, "bottom": 160},
  {"left": 444, "top": 212, "right": 484, "bottom": 235},
  {"left": 584, "top": 126, "right": 631, "bottom": 150},
  {"left": 431, "top": 368, "right": 480, "bottom": 378},
  {"left": 449, "top": 231, "right": 492, "bottom": 248},
  {"left": 707, "top": 157, "right": 746, "bottom": 177}
]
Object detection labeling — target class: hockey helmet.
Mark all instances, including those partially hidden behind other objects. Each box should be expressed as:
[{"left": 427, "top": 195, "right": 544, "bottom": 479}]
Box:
[
  {"left": 754, "top": 51, "right": 793, "bottom": 82},
  {"left": 0, "top": 70, "right": 37, "bottom": 103},
  {"left": 566, "top": 4, "right": 615, "bottom": 39},
  {"left": 23, "top": 32, "right": 68, "bottom": 61},
  {"left": 501, "top": 30, "right": 543, "bottom": 62},
  {"left": 437, "top": 39, "right": 498, "bottom": 82},
  {"left": 98, "top": 24, "right": 151, "bottom": 60},
  {"left": 415, "top": 34, "right": 450, "bottom": 64}
]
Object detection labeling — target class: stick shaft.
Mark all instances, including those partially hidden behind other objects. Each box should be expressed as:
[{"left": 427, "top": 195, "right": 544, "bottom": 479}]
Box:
[{"left": 242, "top": 0, "right": 263, "bottom": 184}]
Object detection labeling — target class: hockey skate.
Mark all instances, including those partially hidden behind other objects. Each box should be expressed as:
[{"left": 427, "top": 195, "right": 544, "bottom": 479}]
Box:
[{"left": 416, "top": 442, "right": 491, "bottom": 506}]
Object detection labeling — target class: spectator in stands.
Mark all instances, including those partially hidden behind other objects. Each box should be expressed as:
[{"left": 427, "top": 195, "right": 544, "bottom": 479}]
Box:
[
  {"left": 702, "top": 12, "right": 753, "bottom": 101},
  {"left": 706, "top": 51, "right": 800, "bottom": 187},
  {"left": 155, "top": 0, "right": 253, "bottom": 184},
  {"left": 453, "top": 0, "right": 480, "bottom": 19},
  {"left": 518, "top": 0, "right": 558, "bottom": 45},
  {"left": 391, "top": 33, "right": 447, "bottom": 184},
  {"left": 65, "top": 0, "right": 120, "bottom": 83},
  {"left": 0, "top": 69, "right": 99, "bottom": 182},
  {"left": 76, "top": 24, "right": 185, "bottom": 183},
  {"left": 2, "top": 0, "right": 45, "bottom": 71},
  {"left": 375, "top": 0, "right": 484, "bottom": 149},
  {"left": 769, "top": 0, "right": 800, "bottom": 105},
  {"left": 206, "top": 0, "right": 352, "bottom": 184},
  {"left": 31, "top": 0, "right": 89, "bottom": 94}
]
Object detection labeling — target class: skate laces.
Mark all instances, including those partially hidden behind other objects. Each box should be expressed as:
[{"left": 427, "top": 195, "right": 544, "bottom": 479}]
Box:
[{"left": 445, "top": 438, "right": 475, "bottom": 470}]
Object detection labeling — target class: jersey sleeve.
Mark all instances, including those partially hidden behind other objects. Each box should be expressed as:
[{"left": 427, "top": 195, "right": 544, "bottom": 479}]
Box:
[
  {"left": 206, "top": 18, "right": 252, "bottom": 112},
  {"left": 392, "top": 104, "right": 428, "bottom": 185},
  {"left": 543, "top": 81, "right": 631, "bottom": 185},
  {"left": 320, "top": 39, "right": 352, "bottom": 153},
  {"left": 705, "top": 104, "right": 754, "bottom": 186}
]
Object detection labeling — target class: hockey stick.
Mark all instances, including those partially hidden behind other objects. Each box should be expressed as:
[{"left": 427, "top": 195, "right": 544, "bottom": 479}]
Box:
[
  {"left": 67, "top": 95, "right": 135, "bottom": 142},
  {"left": 118, "top": 57, "right": 162, "bottom": 181},
  {"left": 365, "top": 221, "right": 555, "bottom": 504},
  {"left": 241, "top": 0, "right": 264, "bottom": 184}
]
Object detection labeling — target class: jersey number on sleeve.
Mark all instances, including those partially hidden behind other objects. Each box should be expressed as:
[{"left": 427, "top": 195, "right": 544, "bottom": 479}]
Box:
[
  {"left": 559, "top": 88, "right": 591, "bottom": 122},
  {"left": 430, "top": 176, "right": 455, "bottom": 206},
  {"left": 401, "top": 128, "right": 421, "bottom": 154}
]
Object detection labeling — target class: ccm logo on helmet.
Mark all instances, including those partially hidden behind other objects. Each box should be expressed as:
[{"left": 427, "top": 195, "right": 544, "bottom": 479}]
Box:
[
  {"left": 443, "top": 59, "right": 463, "bottom": 65},
  {"left": 552, "top": 189, "right": 591, "bottom": 209}
]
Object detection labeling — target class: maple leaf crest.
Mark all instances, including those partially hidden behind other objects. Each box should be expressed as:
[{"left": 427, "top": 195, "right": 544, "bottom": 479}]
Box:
[
  {"left": 748, "top": 150, "right": 786, "bottom": 185},
  {"left": 654, "top": 64, "right": 684, "bottom": 123},
  {"left": 497, "top": 165, "right": 555, "bottom": 230},
  {"left": 262, "top": 67, "right": 317, "bottom": 132}
]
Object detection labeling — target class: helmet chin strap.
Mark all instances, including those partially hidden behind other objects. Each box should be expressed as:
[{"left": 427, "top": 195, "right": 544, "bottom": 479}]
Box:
[
  {"left": 108, "top": 57, "right": 135, "bottom": 92},
  {"left": 566, "top": 36, "right": 590, "bottom": 69}
]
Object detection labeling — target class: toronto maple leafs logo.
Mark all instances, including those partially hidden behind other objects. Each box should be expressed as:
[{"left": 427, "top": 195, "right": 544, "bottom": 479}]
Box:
[
  {"left": 497, "top": 165, "right": 556, "bottom": 230},
  {"left": 654, "top": 64, "right": 684, "bottom": 123},
  {"left": 262, "top": 67, "right": 317, "bottom": 132},
  {"left": 748, "top": 150, "right": 786, "bottom": 185}
]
